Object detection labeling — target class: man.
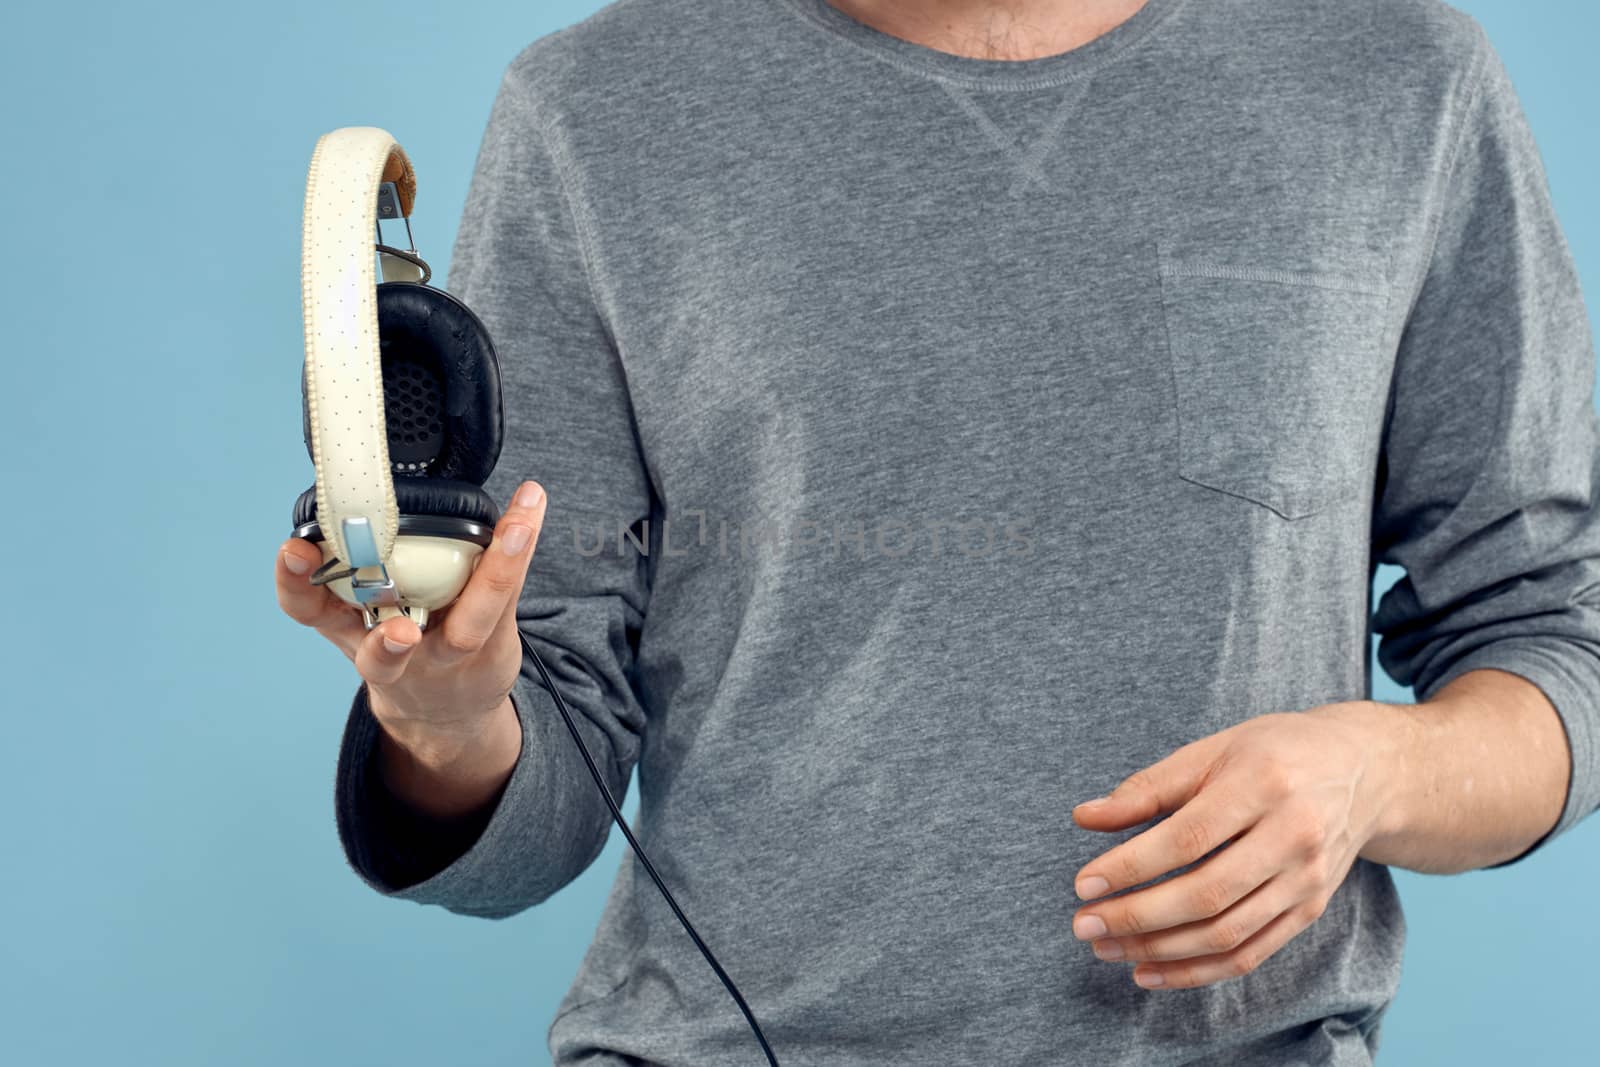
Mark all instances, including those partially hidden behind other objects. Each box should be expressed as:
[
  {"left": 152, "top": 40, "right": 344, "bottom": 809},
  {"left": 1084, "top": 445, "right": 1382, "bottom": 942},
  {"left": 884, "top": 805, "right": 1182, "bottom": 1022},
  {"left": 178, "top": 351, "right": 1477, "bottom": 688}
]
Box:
[{"left": 278, "top": 0, "right": 1600, "bottom": 1062}]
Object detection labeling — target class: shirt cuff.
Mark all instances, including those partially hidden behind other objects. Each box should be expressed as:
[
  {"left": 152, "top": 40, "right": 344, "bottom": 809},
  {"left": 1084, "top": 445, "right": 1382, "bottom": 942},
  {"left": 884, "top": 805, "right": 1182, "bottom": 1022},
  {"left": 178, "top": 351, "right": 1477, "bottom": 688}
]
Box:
[{"left": 333, "top": 681, "right": 540, "bottom": 915}]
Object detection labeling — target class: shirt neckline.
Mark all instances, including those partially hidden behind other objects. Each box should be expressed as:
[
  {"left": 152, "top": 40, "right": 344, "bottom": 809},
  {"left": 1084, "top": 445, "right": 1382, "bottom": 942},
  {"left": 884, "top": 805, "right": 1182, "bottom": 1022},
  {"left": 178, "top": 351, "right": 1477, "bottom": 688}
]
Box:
[{"left": 773, "top": 0, "right": 1189, "bottom": 91}]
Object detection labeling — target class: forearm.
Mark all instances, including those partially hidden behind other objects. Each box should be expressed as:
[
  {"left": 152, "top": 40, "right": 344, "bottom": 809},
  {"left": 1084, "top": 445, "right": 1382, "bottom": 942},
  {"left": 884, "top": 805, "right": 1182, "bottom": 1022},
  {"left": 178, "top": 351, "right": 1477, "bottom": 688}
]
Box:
[
  {"left": 336, "top": 680, "right": 627, "bottom": 912},
  {"left": 1360, "top": 668, "right": 1572, "bottom": 874},
  {"left": 372, "top": 692, "right": 523, "bottom": 820}
]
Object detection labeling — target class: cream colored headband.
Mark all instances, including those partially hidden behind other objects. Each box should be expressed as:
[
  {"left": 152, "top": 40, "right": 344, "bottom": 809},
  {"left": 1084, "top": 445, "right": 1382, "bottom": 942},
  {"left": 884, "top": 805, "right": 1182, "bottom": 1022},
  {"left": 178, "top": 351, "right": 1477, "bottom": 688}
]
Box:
[{"left": 300, "top": 127, "right": 425, "bottom": 586}]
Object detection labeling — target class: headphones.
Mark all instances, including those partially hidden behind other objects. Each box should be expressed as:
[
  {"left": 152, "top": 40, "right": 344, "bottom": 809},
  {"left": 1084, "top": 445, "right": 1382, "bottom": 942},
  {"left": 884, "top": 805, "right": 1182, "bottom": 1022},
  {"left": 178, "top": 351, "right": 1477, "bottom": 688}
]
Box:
[
  {"left": 291, "top": 126, "right": 780, "bottom": 1064},
  {"left": 292, "top": 126, "right": 501, "bottom": 627}
]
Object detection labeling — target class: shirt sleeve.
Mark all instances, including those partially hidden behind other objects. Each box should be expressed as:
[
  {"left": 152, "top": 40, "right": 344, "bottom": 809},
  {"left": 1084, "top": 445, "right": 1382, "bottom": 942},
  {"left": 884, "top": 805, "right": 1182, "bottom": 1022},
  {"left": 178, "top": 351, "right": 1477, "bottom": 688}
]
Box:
[
  {"left": 332, "top": 51, "right": 656, "bottom": 917},
  {"left": 1371, "top": 27, "right": 1600, "bottom": 870}
]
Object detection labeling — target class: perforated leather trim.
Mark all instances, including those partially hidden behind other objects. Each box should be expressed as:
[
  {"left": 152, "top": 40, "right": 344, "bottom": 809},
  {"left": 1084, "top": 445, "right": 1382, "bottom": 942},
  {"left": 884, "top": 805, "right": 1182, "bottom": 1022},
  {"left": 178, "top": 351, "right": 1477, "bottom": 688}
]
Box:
[{"left": 300, "top": 127, "right": 413, "bottom": 567}]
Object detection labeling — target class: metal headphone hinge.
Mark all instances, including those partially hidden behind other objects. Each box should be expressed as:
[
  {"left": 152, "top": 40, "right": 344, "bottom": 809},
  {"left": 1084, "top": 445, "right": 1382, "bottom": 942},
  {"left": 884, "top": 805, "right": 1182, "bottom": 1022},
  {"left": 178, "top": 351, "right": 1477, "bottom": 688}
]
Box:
[
  {"left": 375, "top": 180, "right": 432, "bottom": 283},
  {"left": 341, "top": 516, "right": 400, "bottom": 630},
  {"left": 376, "top": 180, "right": 415, "bottom": 251}
]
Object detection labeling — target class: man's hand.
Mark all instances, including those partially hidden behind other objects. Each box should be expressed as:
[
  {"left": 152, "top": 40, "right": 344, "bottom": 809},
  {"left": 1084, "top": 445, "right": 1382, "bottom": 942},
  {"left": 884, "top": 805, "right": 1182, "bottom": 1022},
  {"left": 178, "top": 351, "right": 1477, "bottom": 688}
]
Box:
[
  {"left": 1068, "top": 700, "right": 1410, "bottom": 990},
  {"left": 277, "top": 479, "right": 548, "bottom": 819}
]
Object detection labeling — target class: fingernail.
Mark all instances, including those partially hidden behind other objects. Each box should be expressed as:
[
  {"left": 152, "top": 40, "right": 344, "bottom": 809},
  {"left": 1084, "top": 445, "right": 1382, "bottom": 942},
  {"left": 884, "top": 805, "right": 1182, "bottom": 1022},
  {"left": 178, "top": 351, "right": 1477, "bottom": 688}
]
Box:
[
  {"left": 1092, "top": 939, "right": 1124, "bottom": 960},
  {"left": 501, "top": 524, "right": 532, "bottom": 555},
  {"left": 383, "top": 635, "right": 415, "bottom": 654},
  {"left": 1074, "top": 915, "right": 1107, "bottom": 940},
  {"left": 1076, "top": 876, "right": 1110, "bottom": 900},
  {"left": 515, "top": 482, "right": 543, "bottom": 509},
  {"left": 283, "top": 551, "right": 312, "bottom": 576},
  {"left": 1135, "top": 969, "right": 1165, "bottom": 988},
  {"left": 1078, "top": 796, "right": 1111, "bottom": 809}
]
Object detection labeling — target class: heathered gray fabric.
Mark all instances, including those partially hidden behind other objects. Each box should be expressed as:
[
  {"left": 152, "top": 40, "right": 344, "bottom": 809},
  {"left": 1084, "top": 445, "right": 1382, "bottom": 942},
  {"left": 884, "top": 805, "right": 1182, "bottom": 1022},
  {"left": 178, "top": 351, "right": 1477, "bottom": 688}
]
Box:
[{"left": 332, "top": 0, "right": 1600, "bottom": 1062}]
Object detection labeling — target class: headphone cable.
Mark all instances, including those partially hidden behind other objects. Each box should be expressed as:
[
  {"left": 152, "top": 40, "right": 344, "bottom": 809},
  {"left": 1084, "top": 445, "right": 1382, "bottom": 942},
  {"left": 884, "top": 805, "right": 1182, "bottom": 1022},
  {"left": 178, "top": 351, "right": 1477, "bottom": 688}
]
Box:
[{"left": 519, "top": 629, "right": 781, "bottom": 1067}]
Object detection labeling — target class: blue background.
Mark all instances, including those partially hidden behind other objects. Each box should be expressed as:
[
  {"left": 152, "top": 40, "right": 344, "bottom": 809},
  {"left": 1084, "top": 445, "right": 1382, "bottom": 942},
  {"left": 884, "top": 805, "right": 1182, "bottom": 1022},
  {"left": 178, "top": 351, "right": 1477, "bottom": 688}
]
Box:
[{"left": 2, "top": 1, "right": 1595, "bottom": 1064}]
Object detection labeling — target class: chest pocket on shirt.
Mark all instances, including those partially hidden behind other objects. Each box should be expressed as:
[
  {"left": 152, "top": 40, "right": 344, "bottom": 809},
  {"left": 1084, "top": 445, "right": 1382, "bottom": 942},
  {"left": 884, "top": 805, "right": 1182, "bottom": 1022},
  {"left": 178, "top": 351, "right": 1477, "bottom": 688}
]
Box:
[{"left": 1156, "top": 238, "right": 1394, "bottom": 520}]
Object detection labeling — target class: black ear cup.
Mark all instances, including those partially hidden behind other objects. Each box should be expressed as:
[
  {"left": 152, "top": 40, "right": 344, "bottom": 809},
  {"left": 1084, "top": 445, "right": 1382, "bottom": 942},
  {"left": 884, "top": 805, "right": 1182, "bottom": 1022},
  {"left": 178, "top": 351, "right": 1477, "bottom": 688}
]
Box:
[
  {"left": 293, "top": 279, "right": 505, "bottom": 545},
  {"left": 291, "top": 478, "right": 499, "bottom": 542}
]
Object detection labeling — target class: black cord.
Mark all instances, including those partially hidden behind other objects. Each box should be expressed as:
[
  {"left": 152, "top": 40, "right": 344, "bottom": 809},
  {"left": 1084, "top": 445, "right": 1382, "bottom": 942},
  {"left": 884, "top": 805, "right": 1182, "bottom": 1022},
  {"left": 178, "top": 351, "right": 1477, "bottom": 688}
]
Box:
[
  {"left": 375, "top": 242, "right": 432, "bottom": 284},
  {"left": 519, "top": 629, "right": 781, "bottom": 1066}
]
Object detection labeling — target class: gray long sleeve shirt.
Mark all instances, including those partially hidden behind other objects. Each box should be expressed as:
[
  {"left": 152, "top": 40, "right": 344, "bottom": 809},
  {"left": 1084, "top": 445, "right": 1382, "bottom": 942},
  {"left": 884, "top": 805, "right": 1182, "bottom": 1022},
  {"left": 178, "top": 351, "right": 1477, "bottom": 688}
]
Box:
[{"left": 330, "top": 0, "right": 1600, "bottom": 1063}]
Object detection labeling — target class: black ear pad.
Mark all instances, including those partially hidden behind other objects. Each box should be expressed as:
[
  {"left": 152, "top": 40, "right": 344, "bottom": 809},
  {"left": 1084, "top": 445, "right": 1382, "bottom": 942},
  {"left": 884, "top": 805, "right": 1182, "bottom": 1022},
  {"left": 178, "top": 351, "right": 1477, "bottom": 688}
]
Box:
[
  {"left": 292, "top": 477, "right": 501, "bottom": 535},
  {"left": 300, "top": 280, "right": 503, "bottom": 486}
]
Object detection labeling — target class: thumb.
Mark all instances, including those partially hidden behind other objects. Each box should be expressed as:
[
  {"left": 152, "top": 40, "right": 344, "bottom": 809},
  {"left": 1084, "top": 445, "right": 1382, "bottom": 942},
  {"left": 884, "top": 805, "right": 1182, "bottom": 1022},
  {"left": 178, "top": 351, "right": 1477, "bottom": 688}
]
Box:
[
  {"left": 1073, "top": 734, "right": 1224, "bottom": 828},
  {"left": 356, "top": 617, "right": 422, "bottom": 689}
]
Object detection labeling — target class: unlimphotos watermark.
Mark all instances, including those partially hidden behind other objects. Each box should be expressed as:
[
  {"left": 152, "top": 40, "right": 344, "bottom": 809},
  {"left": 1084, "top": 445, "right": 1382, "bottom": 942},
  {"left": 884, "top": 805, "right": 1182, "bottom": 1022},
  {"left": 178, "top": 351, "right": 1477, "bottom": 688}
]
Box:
[{"left": 570, "top": 510, "right": 1036, "bottom": 561}]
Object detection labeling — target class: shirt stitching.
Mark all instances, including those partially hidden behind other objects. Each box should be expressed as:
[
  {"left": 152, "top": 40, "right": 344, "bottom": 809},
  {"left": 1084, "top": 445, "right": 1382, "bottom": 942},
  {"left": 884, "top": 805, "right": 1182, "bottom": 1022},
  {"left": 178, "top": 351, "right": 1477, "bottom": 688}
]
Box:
[
  {"left": 771, "top": 0, "right": 1187, "bottom": 93},
  {"left": 1008, "top": 77, "right": 1093, "bottom": 192},
  {"left": 1158, "top": 261, "right": 1389, "bottom": 297},
  {"left": 937, "top": 76, "right": 1095, "bottom": 194}
]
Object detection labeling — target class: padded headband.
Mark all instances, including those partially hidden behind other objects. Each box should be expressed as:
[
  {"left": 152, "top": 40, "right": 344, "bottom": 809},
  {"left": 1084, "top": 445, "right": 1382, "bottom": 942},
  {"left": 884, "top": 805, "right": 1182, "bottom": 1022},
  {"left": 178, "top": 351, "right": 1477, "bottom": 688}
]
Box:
[
  {"left": 300, "top": 126, "right": 423, "bottom": 571},
  {"left": 379, "top": 142, "right": 418, "bottom": 218}
]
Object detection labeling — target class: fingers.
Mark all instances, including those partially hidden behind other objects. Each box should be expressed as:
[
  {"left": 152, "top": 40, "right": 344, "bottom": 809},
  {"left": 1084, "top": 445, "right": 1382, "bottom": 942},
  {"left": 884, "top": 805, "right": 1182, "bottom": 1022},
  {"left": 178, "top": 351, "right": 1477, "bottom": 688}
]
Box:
[
  {"left": 276, "top": 537, "right": 366, "bottom": 659},
  {"left": 1072, "top": 732, "right": 1228, "bottom": 831},
  {"left": 1081, "top": 863, "right": 1292, "bottom": 966},
  {"left": 353, "top": 613, "right": 423, "bottom": 687},
  {"left": 1073, "top": 824, "right": 1267, "bottom": 945},
  {"left": 435, "top": 481, "right": 547, "bottom": 666},
  {"left": 1074, "top": 778, "right": 1257, "bottom": 902},
  {"left": 1125, "top": 891, "right": 1322, "bottom": 990}
]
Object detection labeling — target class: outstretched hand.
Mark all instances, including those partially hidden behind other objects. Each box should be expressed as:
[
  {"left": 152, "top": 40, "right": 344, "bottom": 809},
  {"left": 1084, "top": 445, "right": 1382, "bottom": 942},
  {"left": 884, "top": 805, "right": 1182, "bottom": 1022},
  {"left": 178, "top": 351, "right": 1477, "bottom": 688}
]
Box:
[{"left": 1069, "top": 701, "right": 1406, "bottom": 990}]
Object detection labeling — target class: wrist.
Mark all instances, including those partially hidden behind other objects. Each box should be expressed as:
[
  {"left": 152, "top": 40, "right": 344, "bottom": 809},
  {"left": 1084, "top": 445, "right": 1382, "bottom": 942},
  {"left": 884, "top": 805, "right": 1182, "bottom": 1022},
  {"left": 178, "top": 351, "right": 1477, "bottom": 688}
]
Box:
[
  {"left": 1335, "top": 698, "right": 1423, "bottom": 857},
  {"left": 371, "top": 693, "right": 522, "bottom": 819},
  {"left": 367, "top": 687, "right": 507, "bottom": 765}
]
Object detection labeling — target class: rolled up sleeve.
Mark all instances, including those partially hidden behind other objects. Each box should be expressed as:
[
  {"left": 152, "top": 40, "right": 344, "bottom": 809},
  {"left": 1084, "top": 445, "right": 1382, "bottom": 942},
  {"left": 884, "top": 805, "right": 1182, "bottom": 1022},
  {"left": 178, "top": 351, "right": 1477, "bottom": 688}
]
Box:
[{"left": 1371, "top": 27, "right": 1600, "bottom": 868}]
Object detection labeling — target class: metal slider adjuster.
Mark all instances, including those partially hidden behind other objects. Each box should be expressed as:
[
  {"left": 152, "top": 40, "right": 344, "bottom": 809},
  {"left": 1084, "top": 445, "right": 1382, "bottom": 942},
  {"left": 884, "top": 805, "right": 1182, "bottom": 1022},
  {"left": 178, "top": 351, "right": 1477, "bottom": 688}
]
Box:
[
  {"left": 343, "top": 516, "right": 400, "bottom": 629},
  {"left": 375, "top": 180, "right": 432, "bottom": 284}
]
